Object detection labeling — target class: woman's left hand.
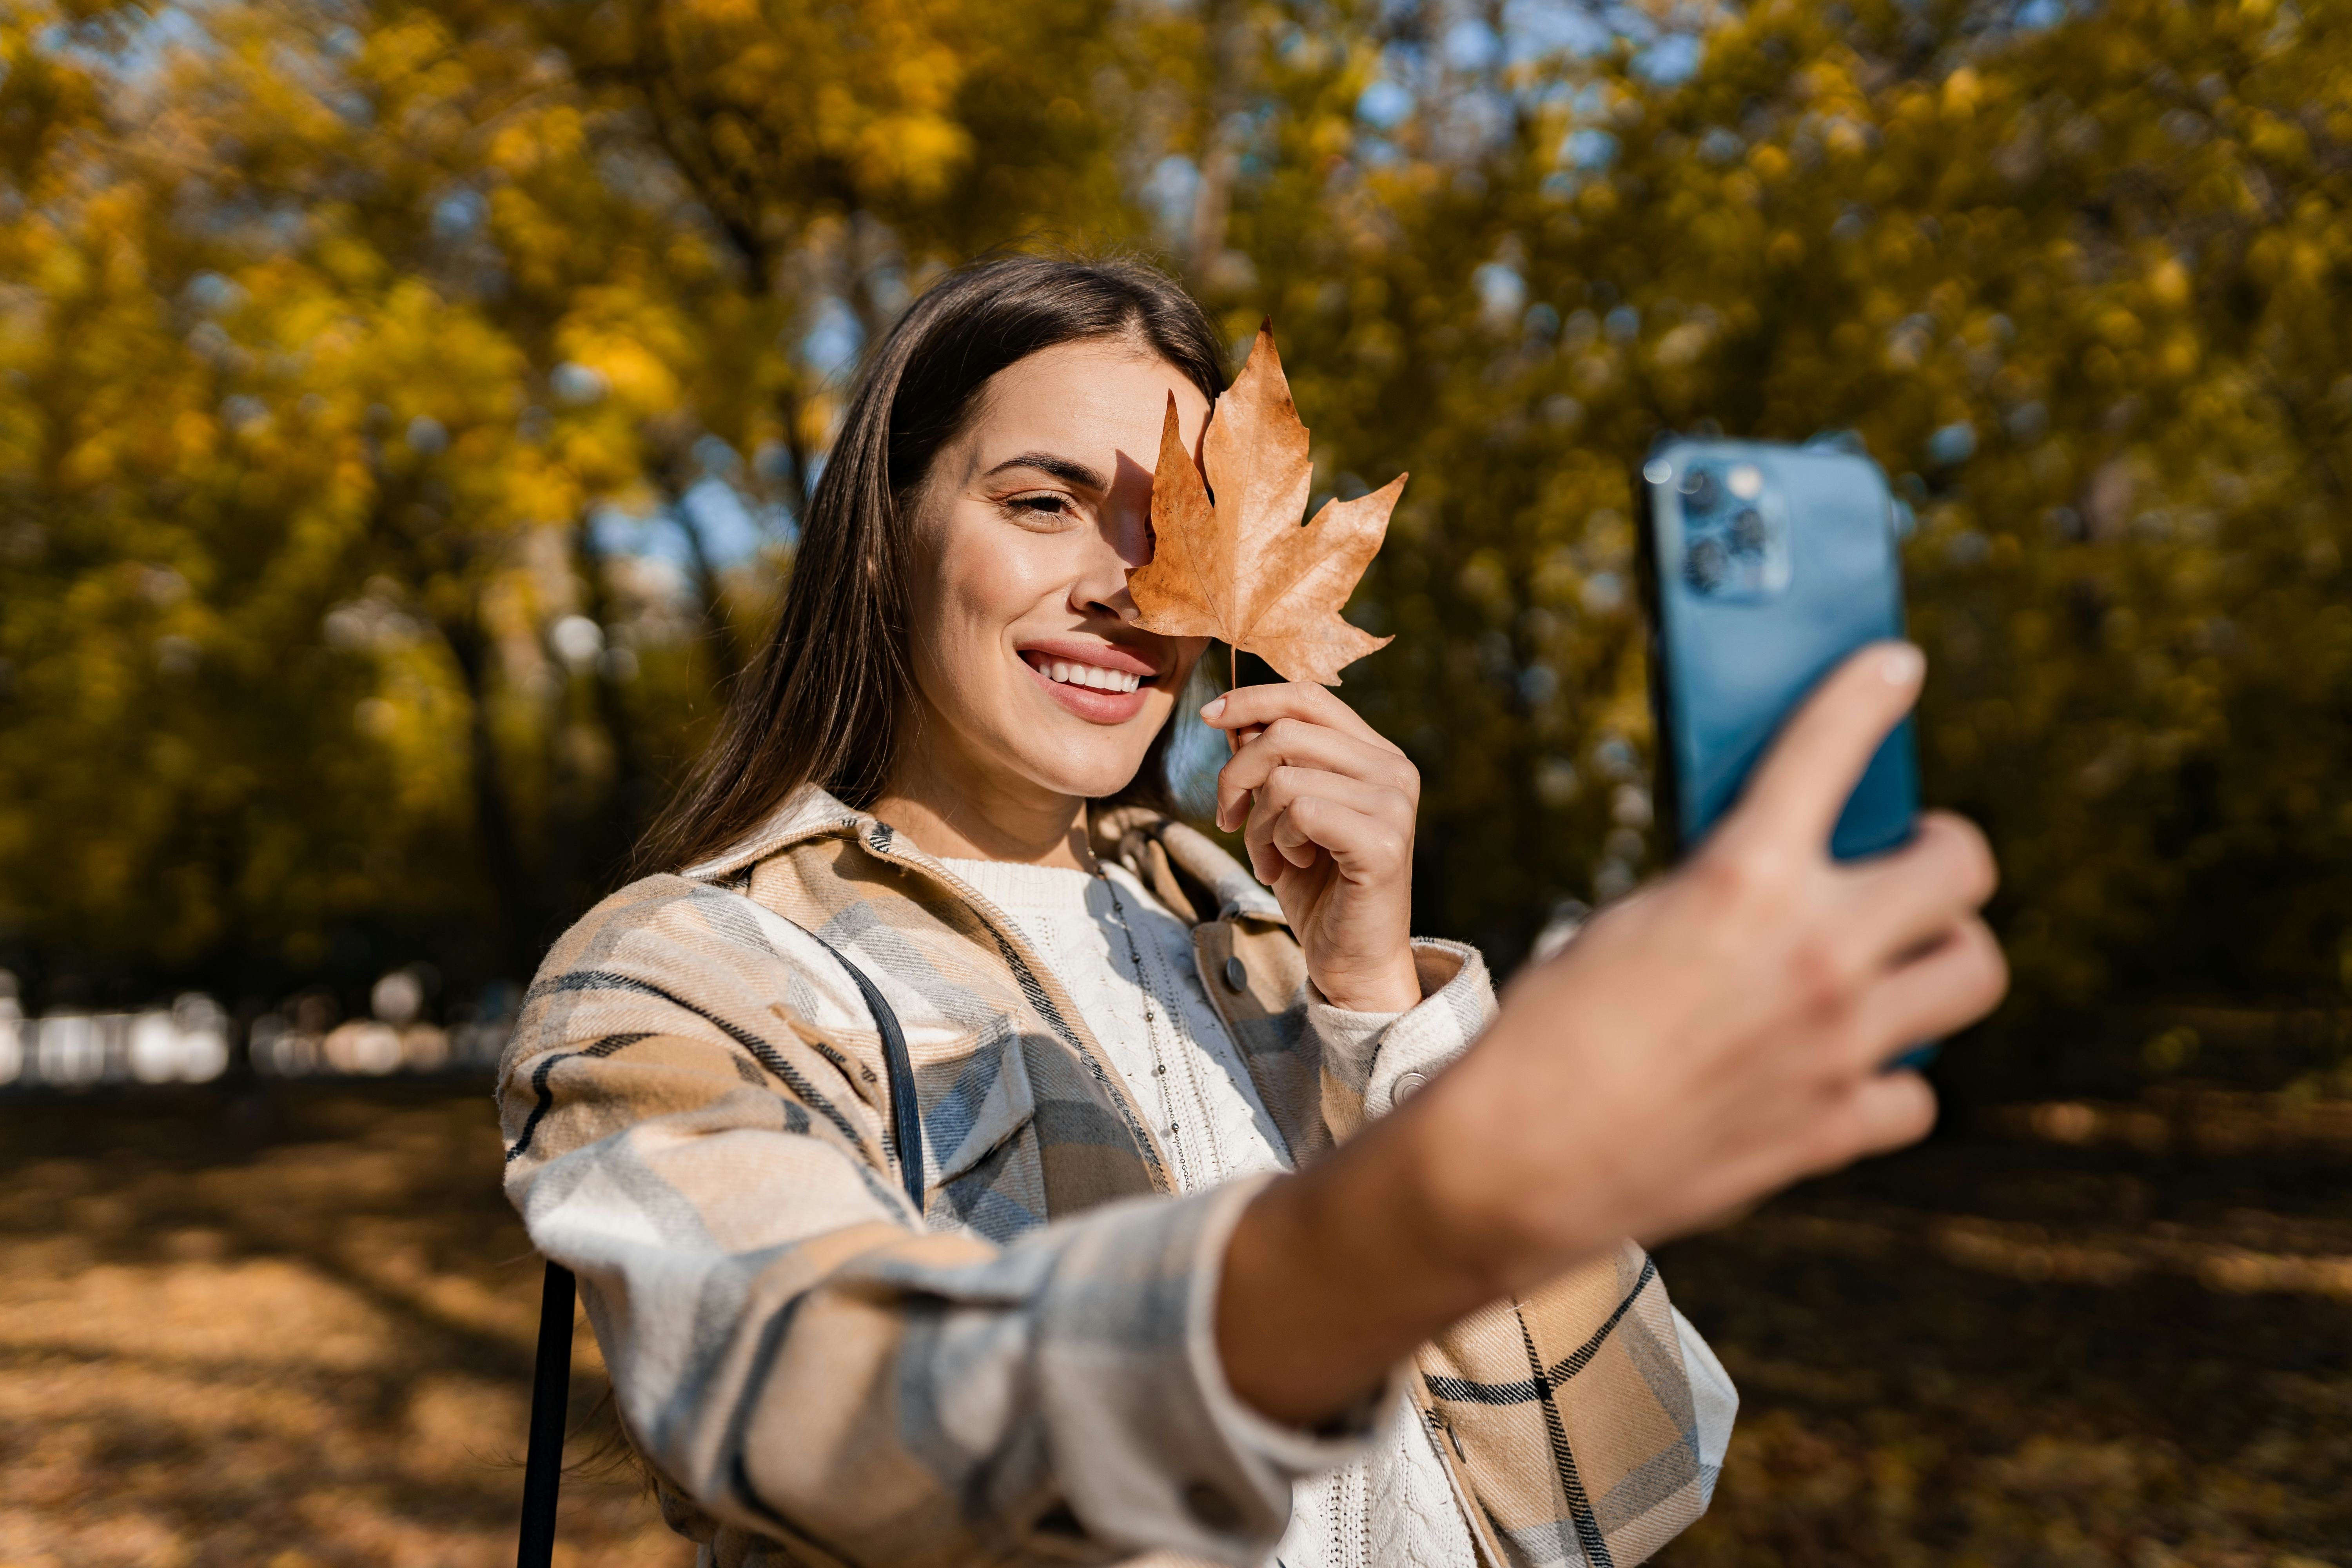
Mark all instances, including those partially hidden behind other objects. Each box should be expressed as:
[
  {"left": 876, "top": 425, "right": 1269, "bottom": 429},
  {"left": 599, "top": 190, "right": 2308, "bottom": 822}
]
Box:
[{"left": 1203, "top": 682, "right": 1423, "bottom": 1014}]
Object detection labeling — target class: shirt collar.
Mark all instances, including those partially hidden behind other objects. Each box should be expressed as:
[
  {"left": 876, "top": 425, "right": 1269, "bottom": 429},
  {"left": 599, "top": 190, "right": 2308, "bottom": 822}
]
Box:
[{"left": 685, "top": 784, "right": 1284, "bottom": 925}]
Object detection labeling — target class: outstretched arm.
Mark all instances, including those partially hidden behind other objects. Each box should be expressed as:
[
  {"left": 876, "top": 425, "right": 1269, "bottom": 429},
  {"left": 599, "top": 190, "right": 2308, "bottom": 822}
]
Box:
[{"left": 1214, "top": 643, "right": 2006, "bottom": 1426}]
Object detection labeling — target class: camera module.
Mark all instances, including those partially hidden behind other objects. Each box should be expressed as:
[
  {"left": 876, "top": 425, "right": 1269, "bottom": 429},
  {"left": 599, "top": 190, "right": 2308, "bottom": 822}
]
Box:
[
  {"left": 1684, "top": 537, "right": 1727, "bottom": 592},
  {"left": 1677, "top": 467, "right": 1719, "bottom": 513}
]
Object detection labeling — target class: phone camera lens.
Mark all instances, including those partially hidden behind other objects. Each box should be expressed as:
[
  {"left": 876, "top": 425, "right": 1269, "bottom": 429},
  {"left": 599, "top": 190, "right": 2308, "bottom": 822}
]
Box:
[
  {"left": 1677, "top": 468, "right": 1718, "bottom": 512},
  {"left": 1684, "top": 537, "right": 1727, "bottom": 591},
  {"left": 1730, "top": 508, "right": 1767, "bottom": 553}
]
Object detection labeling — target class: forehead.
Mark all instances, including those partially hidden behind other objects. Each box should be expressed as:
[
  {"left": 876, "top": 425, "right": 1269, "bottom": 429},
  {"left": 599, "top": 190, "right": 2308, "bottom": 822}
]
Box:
[{"left": 960, "top": 339, "right": 1213, "bottom": 462}]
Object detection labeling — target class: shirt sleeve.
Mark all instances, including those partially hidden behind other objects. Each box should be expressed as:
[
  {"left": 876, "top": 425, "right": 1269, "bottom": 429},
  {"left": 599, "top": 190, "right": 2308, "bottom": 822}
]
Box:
[
  {"left": 1672, "top": 1305, "right": 1740, "bottom": 1502},
  {"left": 1306, "top": 937, "right": 1496, "bottom": 1139},
  {"left": 503, "top": 876, "right": 1383, "bottom": 1568}
]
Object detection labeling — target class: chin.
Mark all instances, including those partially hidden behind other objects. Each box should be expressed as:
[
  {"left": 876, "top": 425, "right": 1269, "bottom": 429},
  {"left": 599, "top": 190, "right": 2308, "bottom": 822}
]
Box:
[
  {"left": 1044, "top": 760, "right": 1158, "bottom": 802},
  {"left": 1013, "top": 735, "right": 1161, "bottom": 802}
]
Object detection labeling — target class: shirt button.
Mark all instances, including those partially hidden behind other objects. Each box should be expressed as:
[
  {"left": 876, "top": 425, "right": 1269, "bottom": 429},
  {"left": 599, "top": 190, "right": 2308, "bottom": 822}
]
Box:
[
  {"left": 1393, "top": 1070, "right": 1429, "bottom": 1103},
  {"left": 1221, "top": 956, "right": 1248, "bottom": 992},
  {"left": 1182, "top": 1481, "right": 1243, "bottom": 1533}
]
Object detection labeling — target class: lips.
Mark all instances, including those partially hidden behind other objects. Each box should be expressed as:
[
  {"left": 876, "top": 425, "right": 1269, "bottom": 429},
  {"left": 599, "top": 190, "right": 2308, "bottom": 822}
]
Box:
[{"left": 1018, "top": 639, "right": 1160, "bottom": 724}]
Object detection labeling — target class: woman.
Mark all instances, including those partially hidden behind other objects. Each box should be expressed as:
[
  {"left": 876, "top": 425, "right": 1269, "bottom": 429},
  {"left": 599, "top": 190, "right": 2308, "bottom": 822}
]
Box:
[{"left": 500, "top": 255, "right": 2004, "bottom": 1568}]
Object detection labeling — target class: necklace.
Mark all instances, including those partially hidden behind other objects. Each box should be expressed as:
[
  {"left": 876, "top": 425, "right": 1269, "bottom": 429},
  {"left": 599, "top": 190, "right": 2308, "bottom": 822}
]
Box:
[{"left": 1097, "top": 871, "right": 1189, "bottom": 1188}]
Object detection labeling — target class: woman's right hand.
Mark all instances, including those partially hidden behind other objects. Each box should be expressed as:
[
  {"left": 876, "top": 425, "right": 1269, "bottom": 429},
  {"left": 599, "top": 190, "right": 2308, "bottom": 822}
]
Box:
[
  {"left": 1409, "top": 639, "right": 2003, "bottom": 1291},
  {"left": 1220, "top": 641, "right": 2007, "bottom": 1426}
]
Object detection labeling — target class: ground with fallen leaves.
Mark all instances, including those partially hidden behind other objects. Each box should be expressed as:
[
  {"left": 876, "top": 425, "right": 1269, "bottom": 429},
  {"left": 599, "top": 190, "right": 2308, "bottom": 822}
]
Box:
[
  {"left": 1657, "top": 1087, "right": 2352, "bottom": 1568},
  {"left": 0, "top": 1081, "right": 2344, "bottom": 1567},
  {"left": 0, "top": 1084, "right": 680, "bottom": 1568}
]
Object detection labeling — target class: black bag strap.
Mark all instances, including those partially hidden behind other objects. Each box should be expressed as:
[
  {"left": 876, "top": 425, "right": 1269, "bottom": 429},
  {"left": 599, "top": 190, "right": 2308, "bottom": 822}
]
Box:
[
  {"left": 516, "top": 919, "right": 921, "bottom": 1568},
  {"left": 802, "top": 926, "right": 927, "bottom": 1210},
  {"left": 515, "top": 1259, "right": 575, "bottom": 1568}
]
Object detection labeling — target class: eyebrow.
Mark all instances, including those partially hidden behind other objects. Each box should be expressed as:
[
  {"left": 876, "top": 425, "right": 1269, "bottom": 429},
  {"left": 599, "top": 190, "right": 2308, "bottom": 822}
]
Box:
[{"left": 984, "top": 452, "right": 1109, "bottom": 491}]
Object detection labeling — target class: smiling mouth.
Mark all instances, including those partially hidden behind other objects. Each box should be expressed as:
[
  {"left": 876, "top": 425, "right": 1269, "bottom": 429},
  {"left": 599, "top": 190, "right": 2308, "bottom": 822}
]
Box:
[{"left": 1025, "top": 654, "right": 1149, "bottom": 694}]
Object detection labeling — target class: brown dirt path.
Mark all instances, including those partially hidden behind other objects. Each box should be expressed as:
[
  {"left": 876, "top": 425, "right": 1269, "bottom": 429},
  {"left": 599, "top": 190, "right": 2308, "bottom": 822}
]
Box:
[
  {"left": 2, "top": 1083, "right": 2346, "bottom": 1566},
  {"left": 0, "top": 1084, "right": 684, "bottom": 1568},
  {"left": 1657, "top": 1090, "right": 2352, "bottom": 1568}
]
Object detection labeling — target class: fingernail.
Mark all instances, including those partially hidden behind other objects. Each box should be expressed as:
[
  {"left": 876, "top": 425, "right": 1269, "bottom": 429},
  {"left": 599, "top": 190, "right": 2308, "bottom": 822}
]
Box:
[
  {"left": 1200, "top": 695, "right": 1226, "bottom": 721},
  {"left": 1880, "top": 644, "right": 1924, "bottom": 685}
]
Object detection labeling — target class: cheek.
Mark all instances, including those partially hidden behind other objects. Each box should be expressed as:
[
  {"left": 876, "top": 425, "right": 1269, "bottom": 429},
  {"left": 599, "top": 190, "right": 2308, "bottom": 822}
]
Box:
[
  {"left": 911, "top": 509, "right": 1061, "bottom": 676},
  {"left": 939, "top": 535, "right": 1057, "bottom": 630}
]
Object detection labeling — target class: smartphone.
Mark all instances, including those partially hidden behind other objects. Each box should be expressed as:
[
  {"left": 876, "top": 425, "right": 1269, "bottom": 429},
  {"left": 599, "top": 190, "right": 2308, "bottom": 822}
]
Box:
[
  {"left": 1633, "top": 436, "right": 1920, "bottom": 862},
  {"left": 1635, "top": 437, "right": 1931, "bottom": 1069}
]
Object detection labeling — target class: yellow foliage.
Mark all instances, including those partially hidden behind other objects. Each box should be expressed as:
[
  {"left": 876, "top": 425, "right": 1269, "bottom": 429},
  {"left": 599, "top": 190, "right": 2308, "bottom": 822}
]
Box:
[
  {"left": 1942, "top": 66, "right": 1981, "bottom": 117},
  {"left": 6, "top": 0, "right": 2352, "bottom": 1083}
]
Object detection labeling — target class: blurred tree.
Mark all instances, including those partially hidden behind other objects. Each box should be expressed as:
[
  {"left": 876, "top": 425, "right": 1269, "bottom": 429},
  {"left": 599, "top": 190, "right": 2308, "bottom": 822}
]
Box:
[
  {"left": 1208, "top": 0, "right": 2352, "bottom": 1093},
  {"left": 0, "top": 0, "right": 1154, "bottom": 995},
  {"left": 7, "top": 0, "right": 2352, "bottom": 1095}
]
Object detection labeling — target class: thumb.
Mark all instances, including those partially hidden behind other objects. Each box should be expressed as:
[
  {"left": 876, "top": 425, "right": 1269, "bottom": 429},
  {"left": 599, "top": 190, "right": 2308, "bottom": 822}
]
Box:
[{"left": 1721, "top": 642, "right": 1922, "bottom": 855}]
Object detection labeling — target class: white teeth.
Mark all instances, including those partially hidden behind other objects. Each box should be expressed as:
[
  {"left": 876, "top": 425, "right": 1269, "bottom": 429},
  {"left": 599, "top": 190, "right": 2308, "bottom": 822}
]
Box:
[{"left": 1038, "top": 658, "right": 1143, "bottom": 692}]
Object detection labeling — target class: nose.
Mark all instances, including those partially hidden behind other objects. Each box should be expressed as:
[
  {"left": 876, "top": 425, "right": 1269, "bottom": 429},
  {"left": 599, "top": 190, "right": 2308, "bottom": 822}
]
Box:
[{"left": 1073, "top": 524, "right": 1143, "bottom": 622}]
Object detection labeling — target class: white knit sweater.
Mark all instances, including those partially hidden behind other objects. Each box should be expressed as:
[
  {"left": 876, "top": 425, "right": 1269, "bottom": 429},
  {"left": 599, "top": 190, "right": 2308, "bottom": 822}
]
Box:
[{"left": 942, "top": 857, "right": 1737, "bottom": 1568}]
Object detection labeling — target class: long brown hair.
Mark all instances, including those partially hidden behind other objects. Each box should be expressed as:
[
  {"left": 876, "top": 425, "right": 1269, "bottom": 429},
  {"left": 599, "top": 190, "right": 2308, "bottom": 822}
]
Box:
[{"left": 637, "top": 254, "right": 1230, "bottom": 876}]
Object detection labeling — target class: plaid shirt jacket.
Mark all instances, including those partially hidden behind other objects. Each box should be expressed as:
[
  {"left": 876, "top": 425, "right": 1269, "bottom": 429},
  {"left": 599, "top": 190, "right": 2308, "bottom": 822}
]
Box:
[{"left": 499, "top": 788, "right": 1726, "bottom": 1568}]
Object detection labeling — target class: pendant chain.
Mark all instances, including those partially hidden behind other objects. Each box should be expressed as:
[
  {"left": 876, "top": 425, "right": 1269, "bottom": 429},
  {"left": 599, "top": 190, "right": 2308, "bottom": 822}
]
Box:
[{"left": 1099, "top": 869, "right": 1196, "bottom": 1192}]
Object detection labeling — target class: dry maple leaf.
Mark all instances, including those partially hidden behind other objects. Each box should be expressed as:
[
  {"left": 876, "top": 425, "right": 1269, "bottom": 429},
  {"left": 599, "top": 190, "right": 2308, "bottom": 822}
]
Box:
[{"left": 1128, "top": 321, "right": 1405, "bottom": 686}]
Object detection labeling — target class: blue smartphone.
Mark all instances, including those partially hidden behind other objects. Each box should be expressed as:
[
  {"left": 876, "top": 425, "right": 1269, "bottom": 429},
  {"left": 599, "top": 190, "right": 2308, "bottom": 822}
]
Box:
[
  {"left": 1634, "top": 436, "right": 1919, "bottom": 860},
  {"left": 1633, "top": 436, "right": 1933, "bottom": 1068}
]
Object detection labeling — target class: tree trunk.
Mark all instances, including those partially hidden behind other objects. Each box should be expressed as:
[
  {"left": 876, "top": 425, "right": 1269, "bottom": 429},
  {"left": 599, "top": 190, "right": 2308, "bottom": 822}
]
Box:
[
  {"left": 573, "top": 515, "right": 658, "bottom": 884},
  {"left": 1187, "top": 0, "right": 1250, "bottom": 282},
  {"left": 662, "top": 466, "right": 749, "bottom": 693},
  {"left": 439, "top": 612, "right": 541, "bottom": 981}
]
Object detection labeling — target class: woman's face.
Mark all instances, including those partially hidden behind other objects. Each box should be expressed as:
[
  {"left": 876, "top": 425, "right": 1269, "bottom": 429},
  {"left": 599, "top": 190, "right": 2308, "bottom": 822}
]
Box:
[{"left": 900, "top": 337, "right": 1214, "bottom": 807}]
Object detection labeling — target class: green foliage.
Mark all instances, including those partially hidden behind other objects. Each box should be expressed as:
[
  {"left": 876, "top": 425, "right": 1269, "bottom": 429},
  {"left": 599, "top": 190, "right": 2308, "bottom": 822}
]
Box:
[{"left": 7, "top": 0, "right": 2352, "bottom": 1082}]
